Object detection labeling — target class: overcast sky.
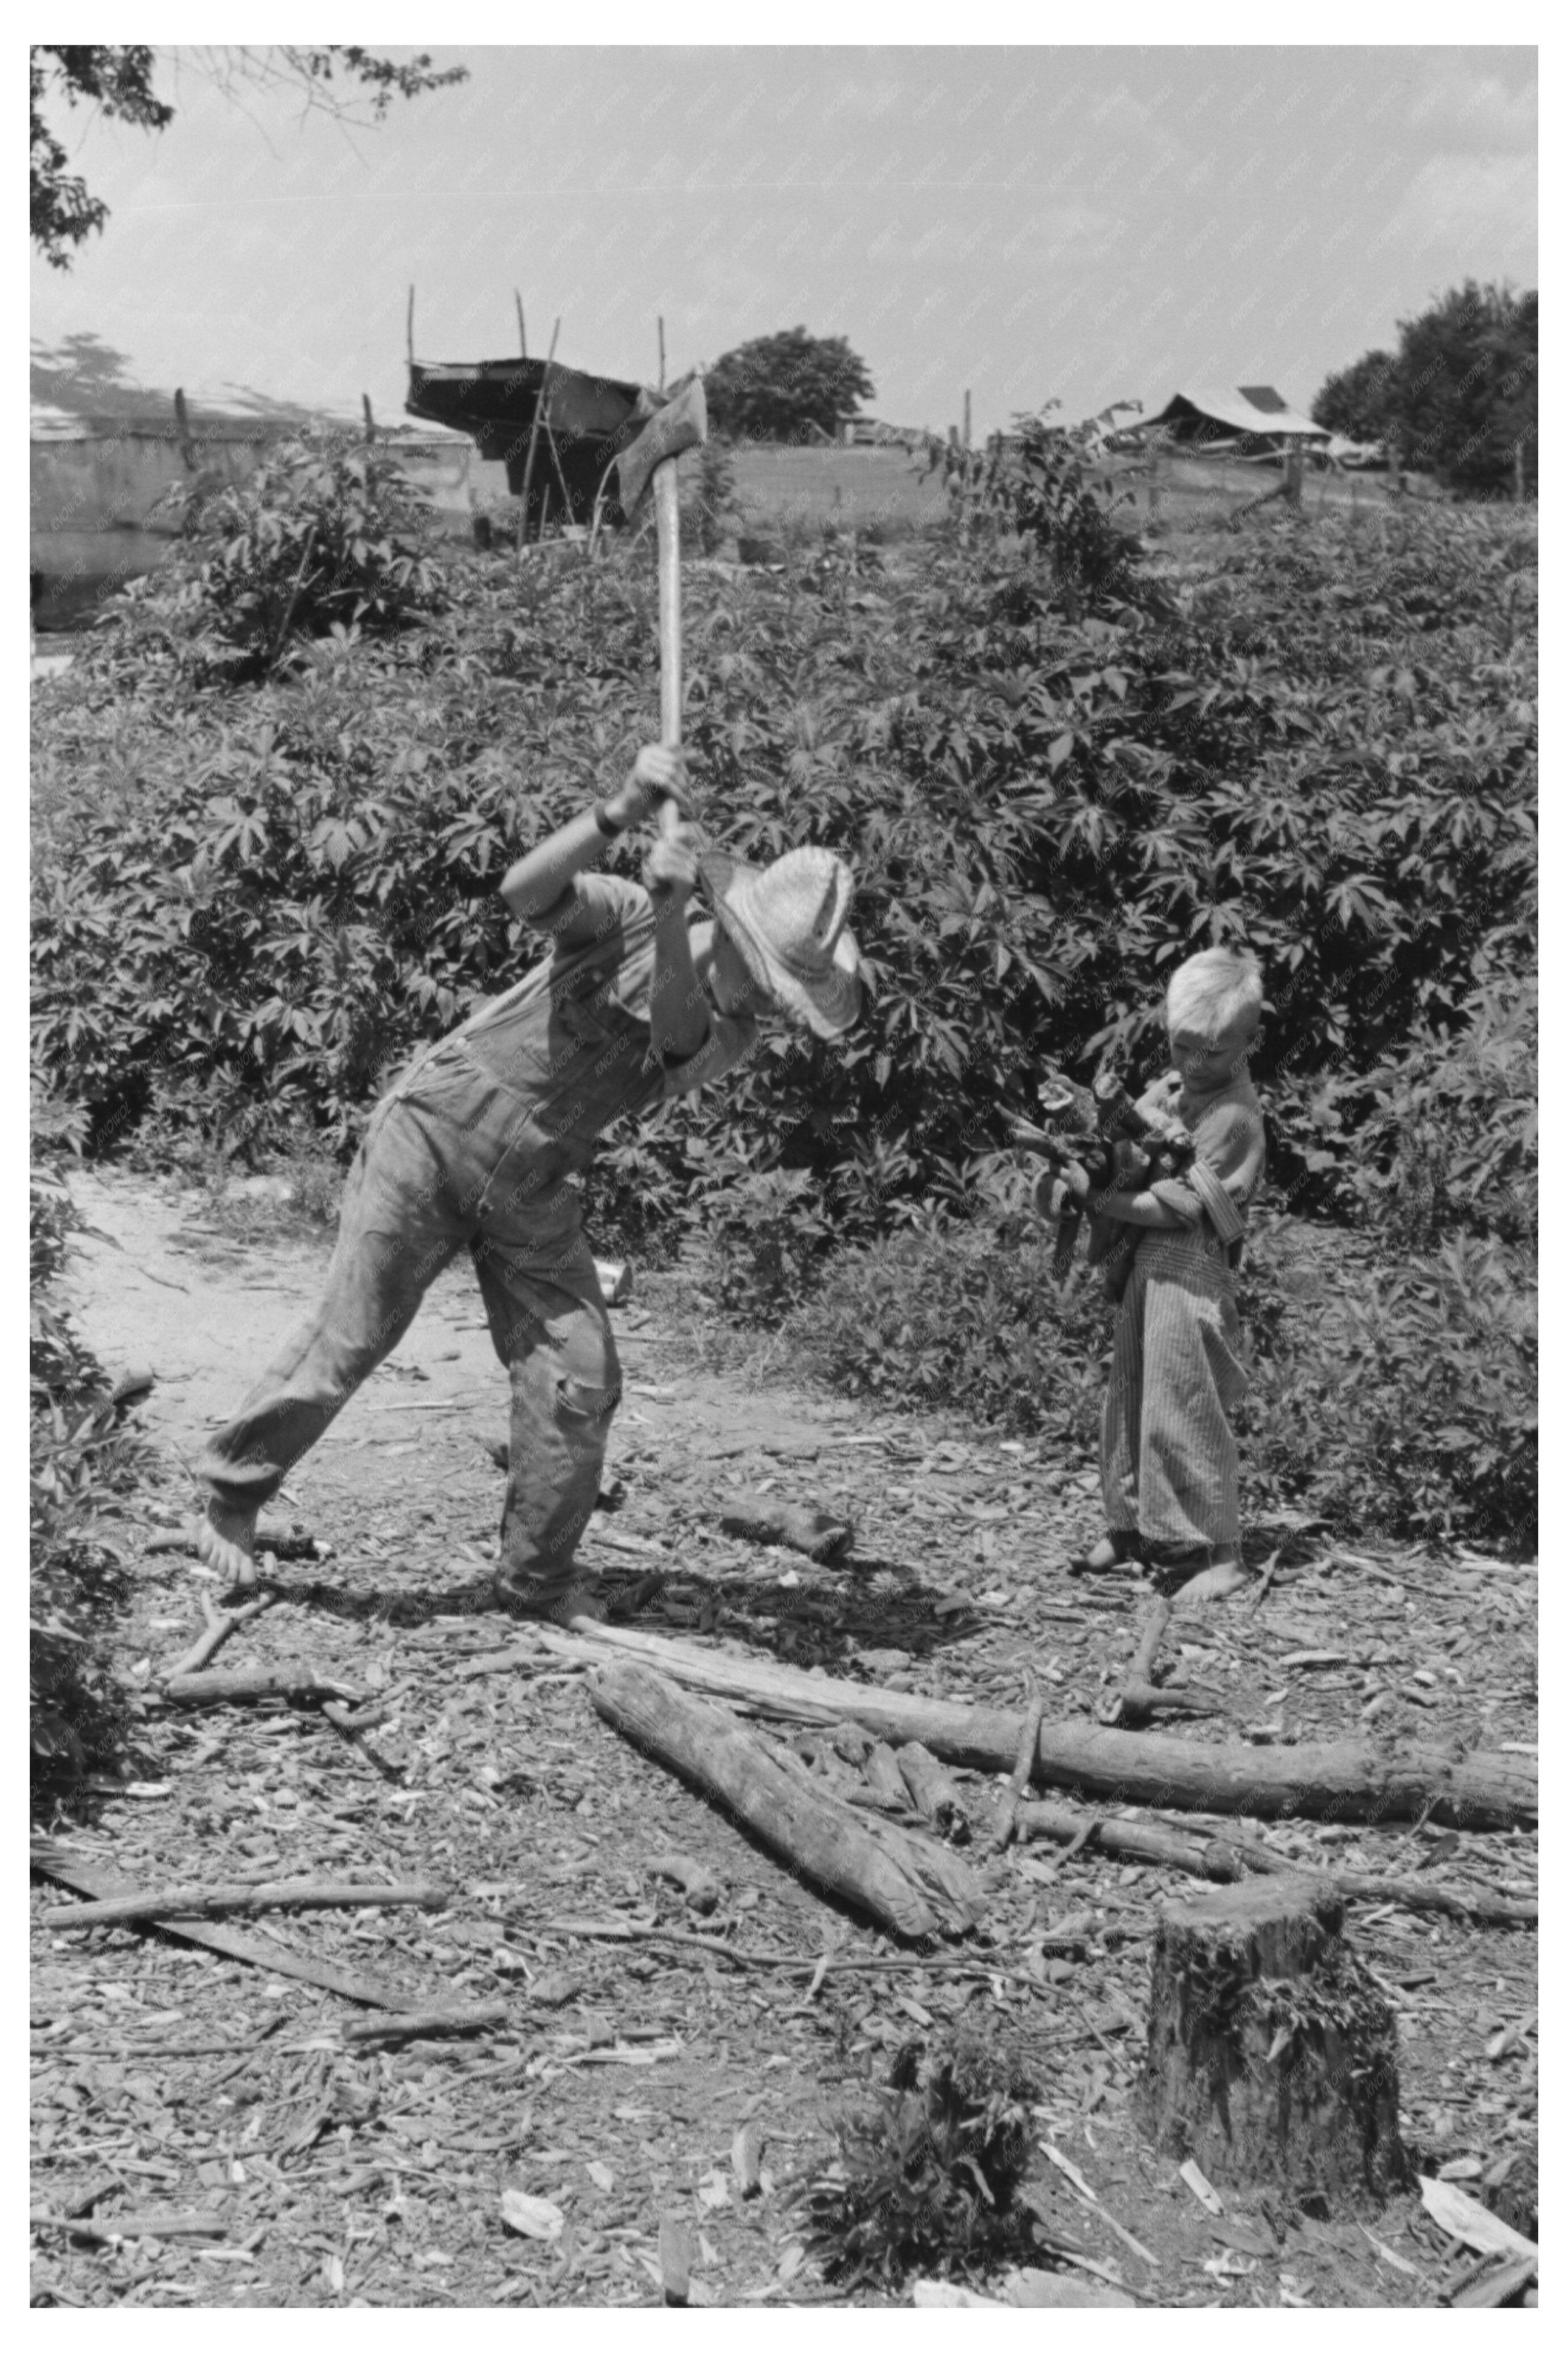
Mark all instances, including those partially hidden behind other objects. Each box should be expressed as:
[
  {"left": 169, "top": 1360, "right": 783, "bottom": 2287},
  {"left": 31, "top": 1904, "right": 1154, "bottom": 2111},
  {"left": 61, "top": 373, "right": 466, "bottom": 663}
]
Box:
[{"left": 30, "top": 43, "right": 1537, "bottom": 436}]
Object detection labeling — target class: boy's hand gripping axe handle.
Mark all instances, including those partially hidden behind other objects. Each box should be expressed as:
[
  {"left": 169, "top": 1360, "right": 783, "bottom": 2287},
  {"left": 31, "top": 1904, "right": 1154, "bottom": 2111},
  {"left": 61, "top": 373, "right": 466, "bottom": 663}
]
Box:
[{"left": 611, "top": 376, "right": 709, "bottom": 838}]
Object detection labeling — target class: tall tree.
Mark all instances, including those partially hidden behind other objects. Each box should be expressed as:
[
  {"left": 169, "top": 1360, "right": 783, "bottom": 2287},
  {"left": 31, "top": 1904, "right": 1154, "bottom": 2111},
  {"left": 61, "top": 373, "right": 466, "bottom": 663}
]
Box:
[
  {"left": 1396, "top": 282, "right": 1536, "bottom": 495},
  {"left": 1313, "top": 282, "right": 1536, "bottom": 493},
  {"left": 1311, "top": 349, "right": 1398, "bottom": 444},
  {"left": 31, "top": 45, "right": 468, "bottom": 269},
  {"left": 704, "top": 328, "right": 875, "bottom": 444}
]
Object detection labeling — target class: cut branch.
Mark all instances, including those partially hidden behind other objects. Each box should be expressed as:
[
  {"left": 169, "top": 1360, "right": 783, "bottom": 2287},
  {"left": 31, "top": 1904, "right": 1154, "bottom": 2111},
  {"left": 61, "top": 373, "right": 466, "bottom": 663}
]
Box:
[
  {"left": 161, "top": 1665, "right": 365, "bottom": 1709},
  {"left": 1016, "top": 1802, "right": 1538, "bottom": 1925},
  {"left": 29, "top": 1841, "right": 420, "bottom": 2007}
]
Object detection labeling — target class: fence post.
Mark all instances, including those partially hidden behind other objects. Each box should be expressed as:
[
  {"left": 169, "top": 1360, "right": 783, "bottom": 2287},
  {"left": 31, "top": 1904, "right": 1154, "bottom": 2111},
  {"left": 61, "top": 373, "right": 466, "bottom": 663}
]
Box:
[{"left": 1283, "top": 439, "right": 1304, "bottom": 509}]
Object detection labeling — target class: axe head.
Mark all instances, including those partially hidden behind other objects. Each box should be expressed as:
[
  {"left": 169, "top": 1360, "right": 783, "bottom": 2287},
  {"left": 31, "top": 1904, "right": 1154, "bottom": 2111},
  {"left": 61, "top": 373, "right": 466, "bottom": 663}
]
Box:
[{"left": 614, "top": 375, "right": 707, "bottom": 515}]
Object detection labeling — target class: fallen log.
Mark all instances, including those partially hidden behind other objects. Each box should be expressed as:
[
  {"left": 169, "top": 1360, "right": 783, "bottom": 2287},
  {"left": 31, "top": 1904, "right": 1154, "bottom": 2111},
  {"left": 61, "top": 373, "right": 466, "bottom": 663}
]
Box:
[
  {"left": 590, "top": 1663, "right": 983, "bottom": 1942},
  {"left": 40, "top": 1879, "right": 448, "bottom": 1931},
  {"left": 1016, "top": 1802, "right": 1538, "bottom": 1925},
  {"left": 29, "top": 1842, "right": 421, "bottom": 2009},
  {"left": 542, "top": 1622, "right": 1536, "bottom": 1830},
  {"left": 161, "top": 1664, "right": 364, "bottom": 1709}
]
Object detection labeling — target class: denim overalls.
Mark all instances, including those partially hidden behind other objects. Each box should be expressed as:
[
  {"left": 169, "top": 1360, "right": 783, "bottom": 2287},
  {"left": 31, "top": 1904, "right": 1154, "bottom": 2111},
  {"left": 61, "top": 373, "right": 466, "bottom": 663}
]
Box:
[{"left": 199, "top": 876, "right": 754, "bottom": 1607}]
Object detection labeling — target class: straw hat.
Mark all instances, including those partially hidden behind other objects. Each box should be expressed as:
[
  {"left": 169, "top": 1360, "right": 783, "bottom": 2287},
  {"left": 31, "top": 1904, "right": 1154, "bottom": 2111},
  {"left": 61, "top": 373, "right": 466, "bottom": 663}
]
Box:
[{"left": 700, "top": 845, "right": 862, "bottom": 1039}]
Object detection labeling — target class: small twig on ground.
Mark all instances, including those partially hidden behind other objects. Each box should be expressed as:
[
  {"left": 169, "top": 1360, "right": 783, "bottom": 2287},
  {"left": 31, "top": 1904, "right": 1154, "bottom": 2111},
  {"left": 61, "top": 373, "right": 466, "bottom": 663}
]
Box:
[
  {"left": 161, "top": 1590, "right": 274, "bottom": 1683},
  {"left": 1248, "top": 1547, "right": 1285, "bottom": 1607},
  {"left": 30, "top": 2210, "right": 233, "bottom": 2245},
  {"left": 342, "top": 2003, "right": 509, "bottom": 2046},
  {"left": 988, "top": 1682, "right": 1046, "bottom": 1854},
  {"left": 536, "top": 1915, "right": 1124, "bottom": 1986},
  {"left": 40, "top": 1878, "right": 448, "bottom": 1930}
]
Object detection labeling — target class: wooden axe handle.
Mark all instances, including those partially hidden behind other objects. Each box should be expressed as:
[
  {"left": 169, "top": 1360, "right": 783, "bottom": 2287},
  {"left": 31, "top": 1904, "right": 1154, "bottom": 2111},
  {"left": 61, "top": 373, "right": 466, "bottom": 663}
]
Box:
[{"left": 654, "top": 463, "right": 682, "bottom": 838}]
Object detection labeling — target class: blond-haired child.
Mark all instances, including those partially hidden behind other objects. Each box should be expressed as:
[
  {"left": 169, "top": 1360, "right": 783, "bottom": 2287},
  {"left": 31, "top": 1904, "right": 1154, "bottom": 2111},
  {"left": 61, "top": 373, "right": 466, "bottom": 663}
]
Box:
[{"left": 1073, "top": 947, "right": 1268, "bottom": 1605}]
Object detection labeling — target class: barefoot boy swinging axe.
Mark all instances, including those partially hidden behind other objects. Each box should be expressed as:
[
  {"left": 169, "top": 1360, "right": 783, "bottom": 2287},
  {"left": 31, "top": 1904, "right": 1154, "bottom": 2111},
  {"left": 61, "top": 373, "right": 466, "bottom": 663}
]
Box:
[{"left": 192, "top": 372, "right": 864, "bottom": 1619}]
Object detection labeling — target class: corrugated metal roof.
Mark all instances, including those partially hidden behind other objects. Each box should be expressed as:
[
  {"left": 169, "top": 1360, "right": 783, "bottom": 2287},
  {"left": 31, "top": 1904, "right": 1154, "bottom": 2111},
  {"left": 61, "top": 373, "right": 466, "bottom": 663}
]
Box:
[{"left": 1143, "top": 387, "right": 1330, "bottom": 438}]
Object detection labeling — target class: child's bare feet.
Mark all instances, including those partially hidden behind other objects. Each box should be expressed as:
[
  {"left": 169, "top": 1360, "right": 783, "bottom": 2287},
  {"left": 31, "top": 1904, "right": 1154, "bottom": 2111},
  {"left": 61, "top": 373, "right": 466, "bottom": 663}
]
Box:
[
  {"left": 195, "top": 1500, "right": 258, "bottom": 1588},
  {"left": 1171, "top": 1556, "right": 1251, "bottom": 1608}
]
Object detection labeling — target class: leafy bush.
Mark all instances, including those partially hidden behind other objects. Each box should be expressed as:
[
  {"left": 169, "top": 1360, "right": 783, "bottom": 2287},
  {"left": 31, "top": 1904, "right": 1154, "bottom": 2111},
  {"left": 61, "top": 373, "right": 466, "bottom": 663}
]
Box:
[
  {"left": 788, "top": 1215, "right": 1108, "bottom": 1454},
  {"left": 802, "top": 2031, "right": 1039, "bottom": 2290},
  {"left": 788, "top": 1203, "right": 1536, "bottom": 1556},
  {"left": 1240, "top": 1215, "right": 1536, "bottom": 1555},
  {"left": 30, "top": 1091, "right": 142, "bottom": 1811},
  {"left": 1316, "top": 975, "right": 1536, "bottom": 1248},
  {"left": 100, "top": 430, "right": 448, "bottom": 684},
  {"left": 684, "top": 437, "right": 741, "bottom": 557},
  {"left": 981, "top": 403, "right": 1156, "bottom": 617},
  {"left": 35, "top": 484, "right": 1534, "bottom": 1235}
]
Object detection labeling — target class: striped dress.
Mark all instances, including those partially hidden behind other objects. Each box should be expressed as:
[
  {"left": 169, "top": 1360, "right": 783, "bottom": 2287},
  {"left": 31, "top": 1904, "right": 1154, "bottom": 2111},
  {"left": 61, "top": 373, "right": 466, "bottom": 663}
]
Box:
[{"left": 1100, "top": 1069, "right": 1267, "bottom": 1555}]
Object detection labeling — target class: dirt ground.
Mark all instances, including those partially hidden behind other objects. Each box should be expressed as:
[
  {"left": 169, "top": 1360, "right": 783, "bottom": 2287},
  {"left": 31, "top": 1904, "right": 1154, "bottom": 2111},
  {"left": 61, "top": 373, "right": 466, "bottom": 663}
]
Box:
[{"left": 30, "top": 1168, "right": 1538, "bottom": 2310}]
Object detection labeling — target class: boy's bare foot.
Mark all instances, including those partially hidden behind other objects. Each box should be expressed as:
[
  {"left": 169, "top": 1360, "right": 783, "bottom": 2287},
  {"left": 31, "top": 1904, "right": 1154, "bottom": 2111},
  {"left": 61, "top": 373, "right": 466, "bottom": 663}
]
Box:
[
  {"left": 195, "top": 1501, "right": 259, "bottom": 1588},
  {"left": 1171, "top": 1557, "right": 1251, "bottom": 1608}
]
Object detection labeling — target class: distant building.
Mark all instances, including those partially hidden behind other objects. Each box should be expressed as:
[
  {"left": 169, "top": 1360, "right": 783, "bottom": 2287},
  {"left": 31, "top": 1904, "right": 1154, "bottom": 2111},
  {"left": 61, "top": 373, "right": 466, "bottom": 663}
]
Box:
[{"left": 1133, "top": 385, "right": 1330, "bottom": 454}]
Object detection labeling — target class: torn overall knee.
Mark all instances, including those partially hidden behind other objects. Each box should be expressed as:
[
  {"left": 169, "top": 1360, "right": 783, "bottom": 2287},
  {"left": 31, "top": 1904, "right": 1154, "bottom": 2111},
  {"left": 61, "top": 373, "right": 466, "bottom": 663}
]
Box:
[{"left": 555, "top": 1372, "right": 622, "bottom": 1426}]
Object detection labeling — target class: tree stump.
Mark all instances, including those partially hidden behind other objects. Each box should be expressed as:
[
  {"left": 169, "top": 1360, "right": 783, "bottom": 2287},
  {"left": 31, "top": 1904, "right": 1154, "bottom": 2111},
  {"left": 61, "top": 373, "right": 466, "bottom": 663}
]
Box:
[{"left": 1139, "top": 1876, "right": 1405, "bottom": 2208}]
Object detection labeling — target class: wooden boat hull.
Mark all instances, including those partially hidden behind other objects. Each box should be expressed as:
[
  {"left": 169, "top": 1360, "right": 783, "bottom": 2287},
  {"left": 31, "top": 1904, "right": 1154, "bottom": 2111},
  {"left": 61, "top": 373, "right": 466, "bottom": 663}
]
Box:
[{"left": 405, "top": 356, "right": 648, "bottom": 532}]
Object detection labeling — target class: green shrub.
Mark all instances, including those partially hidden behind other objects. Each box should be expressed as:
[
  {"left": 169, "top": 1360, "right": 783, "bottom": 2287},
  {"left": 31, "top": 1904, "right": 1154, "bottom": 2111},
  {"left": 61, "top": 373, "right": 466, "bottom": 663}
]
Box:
[
  {"left": 99, "top": 429, "right": 448, "bottom": 685},
  {"left": 981, "top": 403, "right": 1156, "bottom": 617},
  {"left": 802, "top": 2031, "right": 1039, "bottom": 2290},
  {"left": 35, "top": 496, "right": 1534, "bottom": 1242},
  {"left": 30, "top": 1090, "right": 143, "bottom": 1811},
  {"left": 1240, "top": 1214, "right": 1536, "bottom": 1555},
  {"left": 786, "top": 1215, "right": 1108, "bottom": 1453},
  {"left": 1316, "top": 974, "right": 1536, "bottom": 1248},
  {"left": 684, "top": 436, "right": 741, "bottom": 557},
  {"left": 787, "top": 1204, "right": 1535, "bottom": 1556}
]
